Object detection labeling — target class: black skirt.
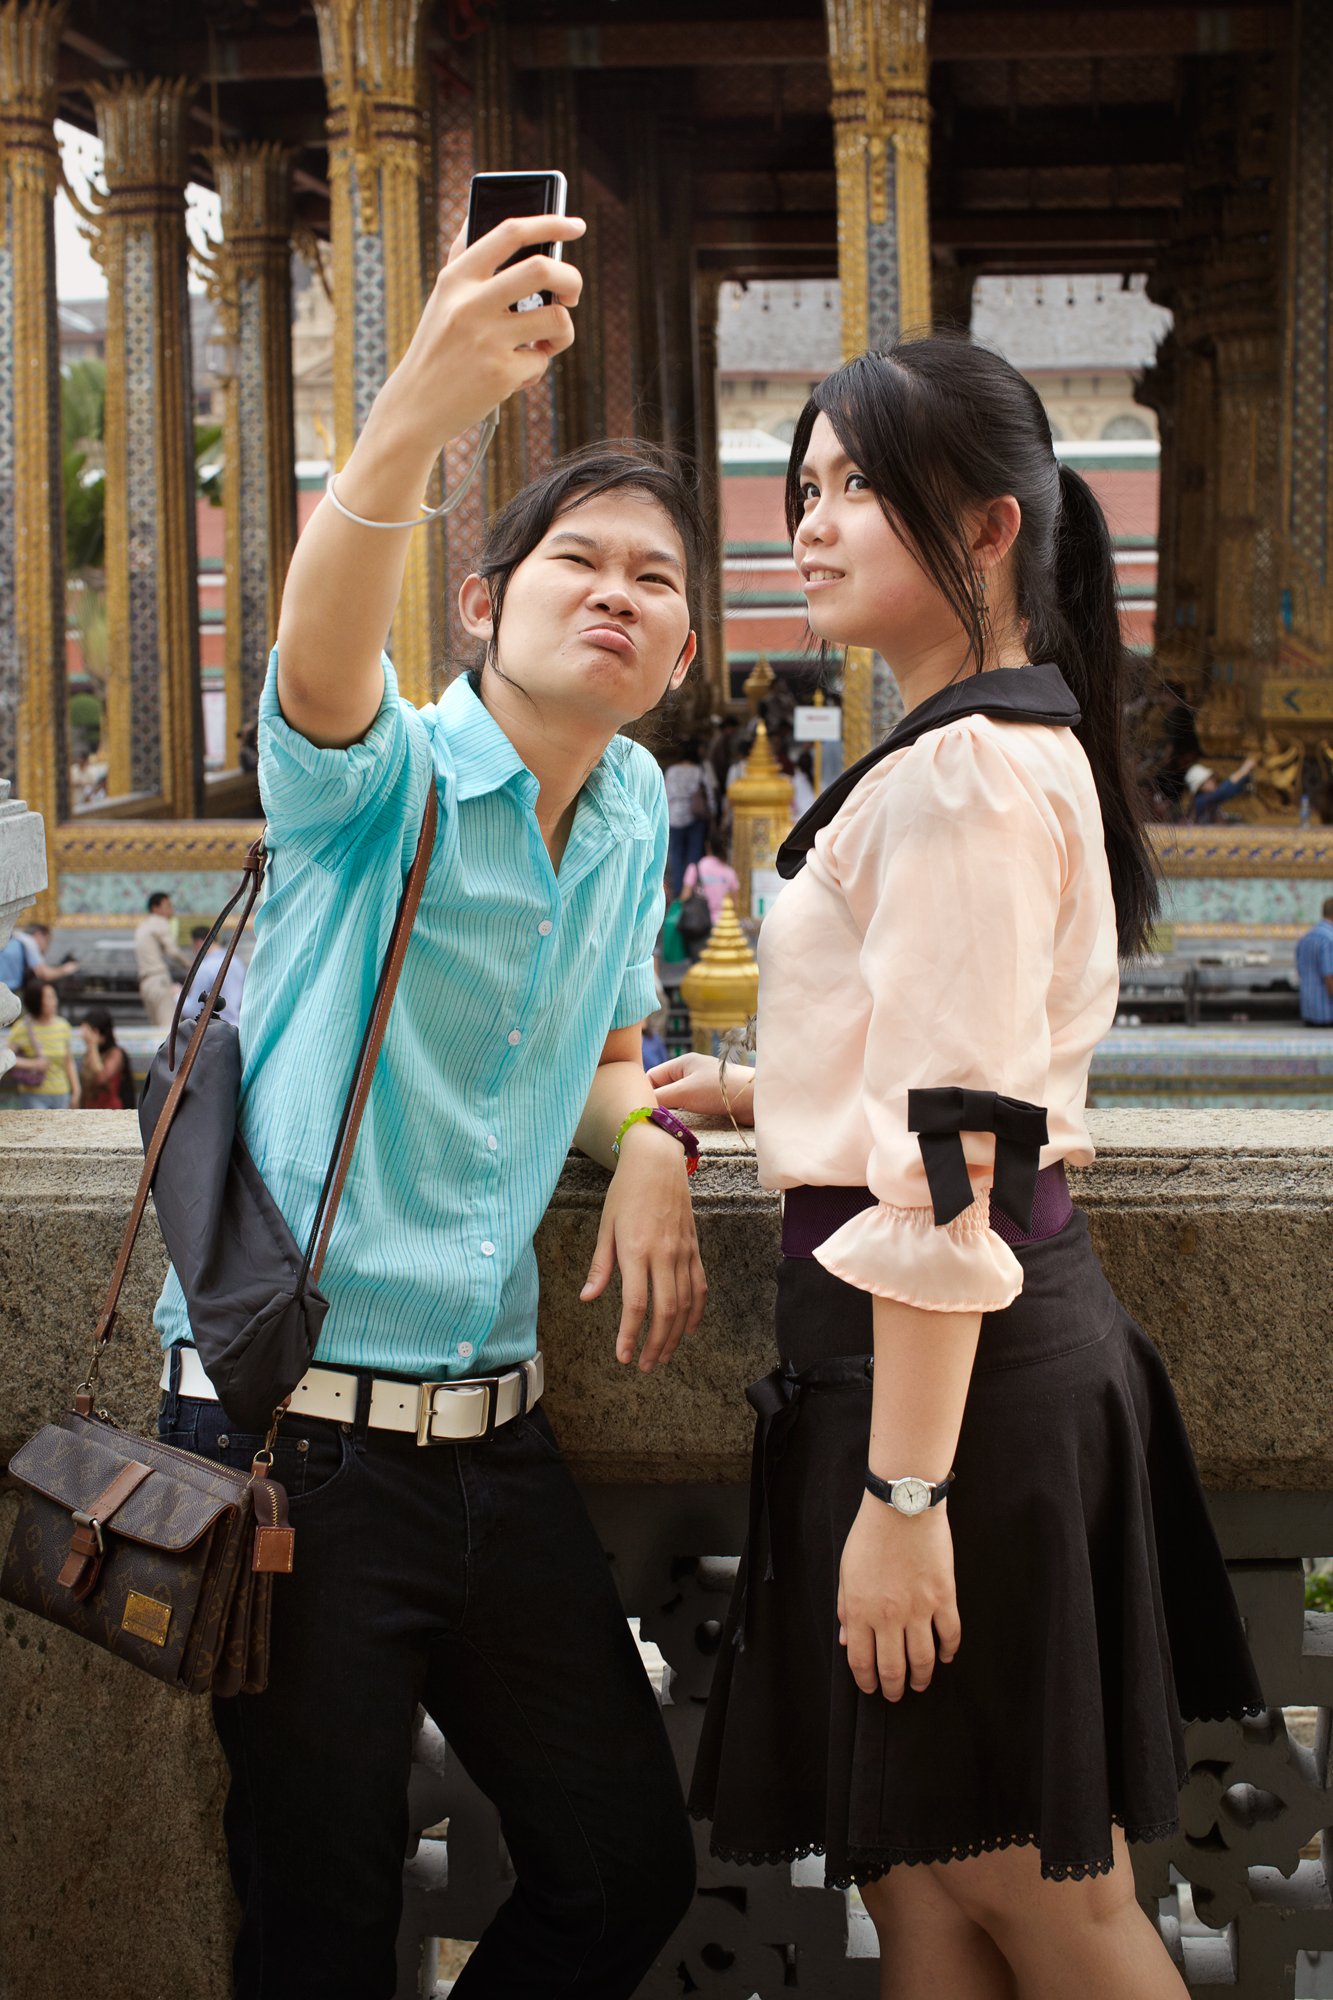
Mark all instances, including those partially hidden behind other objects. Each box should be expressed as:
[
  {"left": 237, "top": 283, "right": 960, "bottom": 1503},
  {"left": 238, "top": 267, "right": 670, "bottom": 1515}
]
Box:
[{"left": 688, "top": 1207, "right": 1264, "bottom": 1887}]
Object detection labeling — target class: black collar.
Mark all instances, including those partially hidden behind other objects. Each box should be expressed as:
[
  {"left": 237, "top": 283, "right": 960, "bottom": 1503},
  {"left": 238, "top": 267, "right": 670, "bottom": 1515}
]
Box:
[{"left": 776, "top": 660, "right": 1081, "bottom": 879}]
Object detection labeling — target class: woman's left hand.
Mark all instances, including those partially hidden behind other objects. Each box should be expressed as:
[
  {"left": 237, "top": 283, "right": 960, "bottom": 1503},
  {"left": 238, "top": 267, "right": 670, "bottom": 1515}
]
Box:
[
  {"left": 581, "top": 1124, "right": 708, "bottom": 1372},
  {"left": 837, "top": 1493, "right": 961, "bottom": 1701}
]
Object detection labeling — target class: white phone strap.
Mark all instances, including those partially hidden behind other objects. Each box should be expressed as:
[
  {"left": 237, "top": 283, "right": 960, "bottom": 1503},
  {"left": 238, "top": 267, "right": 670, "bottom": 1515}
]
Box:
[{"left": 325, "top": 407, "right": 500, "bottom": 530}]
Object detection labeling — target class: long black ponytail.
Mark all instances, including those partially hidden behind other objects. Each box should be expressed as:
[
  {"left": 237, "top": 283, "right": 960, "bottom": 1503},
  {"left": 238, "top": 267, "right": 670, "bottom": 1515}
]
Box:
[{"left": 786, "top": 340, "right": 1160, "bottom": 958}]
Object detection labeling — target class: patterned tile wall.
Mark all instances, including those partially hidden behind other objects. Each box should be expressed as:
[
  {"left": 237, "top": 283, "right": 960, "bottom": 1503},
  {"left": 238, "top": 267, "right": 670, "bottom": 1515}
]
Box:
[
  {"left": 237, "top": 270, "right": 272, "bottom": 726},
  {"left": 1160, "top": 875, "right": 1333, "bottom": 929},
  {"left": 123, "top": 228, "right": 162, "bottom": 794},
  {"left": 0, "top": 176, "right": 17, "bottom": 787}
]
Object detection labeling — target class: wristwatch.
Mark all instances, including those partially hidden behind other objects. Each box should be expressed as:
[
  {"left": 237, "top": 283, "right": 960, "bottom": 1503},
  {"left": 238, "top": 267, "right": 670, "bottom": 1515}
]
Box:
[{"left": 864, "top": 1468, "right": 955, "bottom": 1516}]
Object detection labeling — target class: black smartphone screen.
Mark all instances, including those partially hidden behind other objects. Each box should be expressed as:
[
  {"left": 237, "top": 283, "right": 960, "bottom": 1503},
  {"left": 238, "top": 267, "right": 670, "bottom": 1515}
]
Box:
[{"left": 466, "top": 173, "right": 563, "bottom": 271}]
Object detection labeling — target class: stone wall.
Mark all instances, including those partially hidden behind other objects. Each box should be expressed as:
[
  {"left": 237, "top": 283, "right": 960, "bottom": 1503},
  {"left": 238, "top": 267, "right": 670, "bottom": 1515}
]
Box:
[{"left": 1, "top": 1111, "right": 1330, "bottom": 1998}]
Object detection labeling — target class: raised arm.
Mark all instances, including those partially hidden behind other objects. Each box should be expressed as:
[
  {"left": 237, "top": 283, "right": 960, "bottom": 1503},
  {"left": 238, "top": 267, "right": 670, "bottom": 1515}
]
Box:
[{"left": 276, "top": 213, "right": 585, "bottom": 750}]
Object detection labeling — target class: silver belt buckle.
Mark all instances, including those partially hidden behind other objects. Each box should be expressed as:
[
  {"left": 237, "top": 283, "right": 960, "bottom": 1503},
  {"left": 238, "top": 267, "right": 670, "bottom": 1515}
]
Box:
[
  {"left": 416, "top": 1378, "right": 496, "bottom": 1445},
  {"left": 415, "top": 1381, "right": 448, "bottom": 1446}
]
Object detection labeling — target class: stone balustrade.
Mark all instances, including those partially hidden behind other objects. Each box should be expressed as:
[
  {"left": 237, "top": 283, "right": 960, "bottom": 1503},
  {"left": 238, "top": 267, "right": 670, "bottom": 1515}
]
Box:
[{"left": 1, "top": 1111, "right": 1330, "bottom": 1999}]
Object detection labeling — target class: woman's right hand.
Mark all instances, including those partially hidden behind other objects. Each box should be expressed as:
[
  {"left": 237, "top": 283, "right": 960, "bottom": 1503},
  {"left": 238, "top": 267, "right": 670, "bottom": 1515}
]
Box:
[
  {"left": 647, "top": 1051, "right": 757, "bottom": 1124},
  {"left": 375, "top": 213, "right": 585, "bottom": 454}
]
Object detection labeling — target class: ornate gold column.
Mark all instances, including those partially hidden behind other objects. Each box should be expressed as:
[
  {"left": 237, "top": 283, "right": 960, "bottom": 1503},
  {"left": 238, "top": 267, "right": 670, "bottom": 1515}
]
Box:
[
  {"left": 0, "top": 0, "right": 66, "bottom": 910},
  {"left": 694, "top": 270, "right": 728, "bottom": 705},
  {"left": 314, "top": 0, "right": 439, "bottom": 707},
  {"left": 827, "top": 0, "right": 931, "bottom": 359},
  {"left": 1274, "top": 0, "right": 1333, "bottom": 736},
  {"left": 90, "top": 76, "right": 203, "bottom": 817},
  {"left": 825, "top": 0, "right": 930, "bottom": 760},
  {"left": 214, "top": 144, "right": 296, "bottom": 762}
]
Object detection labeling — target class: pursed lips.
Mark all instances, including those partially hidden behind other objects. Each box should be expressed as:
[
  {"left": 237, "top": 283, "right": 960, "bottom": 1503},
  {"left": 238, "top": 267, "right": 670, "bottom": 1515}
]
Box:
[{"left": 580, "top": 624, "right": 637, "bottom": 653}]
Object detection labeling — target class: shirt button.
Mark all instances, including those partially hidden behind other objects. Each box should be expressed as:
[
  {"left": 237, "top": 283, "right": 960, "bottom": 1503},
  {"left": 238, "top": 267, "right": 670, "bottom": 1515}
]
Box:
[
  {"left": 481, "top": 1241, "right": 496, "bottom": 1257},
  {"left": 458, "top": 1342, "right": 474, "bottom": 1360},
  {"left": 538, "top": 920, "right": 553, "bottom": 936},
  {"left": 487, "top": 1135, "right": 499, "bottom": 1151},
  {"left": 507, "top": 1029, "right": 522, "bottom": 1046}
]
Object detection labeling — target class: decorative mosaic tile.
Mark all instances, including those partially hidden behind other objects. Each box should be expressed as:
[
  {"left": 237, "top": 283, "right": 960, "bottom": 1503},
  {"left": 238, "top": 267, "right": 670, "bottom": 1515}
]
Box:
[
  {"left": 351, "top": 214, "right": 388, "bottom": 439},
  {"left": 123, "top": 228, "right": 162, "bottom": 794},
  {"left": 58, "top": 868, "right": 249, "bottom": 917},
  {"left": 0, "top": 178, "right": 17, "bottom": 789},
  {"left": 1161, "top": 875, "right": 1333, "bottom": 928},
  {"left": 237, "top": 271, "right": 271, "bottom": 724},
  {"left": 865, "top": 149, "right": 901, "bottom": 346}
]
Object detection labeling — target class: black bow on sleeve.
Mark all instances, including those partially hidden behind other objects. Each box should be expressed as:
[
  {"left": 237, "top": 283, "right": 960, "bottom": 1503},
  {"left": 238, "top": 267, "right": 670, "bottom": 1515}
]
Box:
[{"left": 906, "top": 1087, "right": 1049, "bottom": 1232}]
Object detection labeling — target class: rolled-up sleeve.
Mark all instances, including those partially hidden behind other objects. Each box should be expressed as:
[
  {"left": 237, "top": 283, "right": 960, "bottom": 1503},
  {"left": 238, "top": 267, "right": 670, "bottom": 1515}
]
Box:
[
  {"left": 258, "top": 646, "right": 412, "bottom": 854},
  {"left": 813, "top": 723, "right": 1064, "bottom": 1312}
]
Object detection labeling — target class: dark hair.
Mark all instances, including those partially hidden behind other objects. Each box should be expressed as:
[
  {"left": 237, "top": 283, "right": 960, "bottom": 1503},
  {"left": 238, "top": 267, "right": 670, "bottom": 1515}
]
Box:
[
  {"left": 81, "top": 1007, "right": 118, "bottom": 1051},
  {"left": 21, "top": 978, "right": 54, "bottom": 1018},
  {"left": 191, "top": 925, "right": 210, "bottom": 944},
  {"left": 1322, "top": 896, "right": 1333, "bottom": 920},
  {"left": 147, "top": 891, "right": 170, "bottom": 914},
  {"left": 786, "top": 340, "right": 1159, "bottom": 957},
  {"left": 470, "top": 440, "right": 712, "bottom": 685}
]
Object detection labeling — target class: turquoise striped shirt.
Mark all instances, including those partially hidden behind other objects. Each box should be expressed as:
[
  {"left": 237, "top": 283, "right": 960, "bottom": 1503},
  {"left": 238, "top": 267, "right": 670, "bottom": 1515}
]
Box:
[{"left": 156, "top": 650, "right": 667, "bottom": 1378}]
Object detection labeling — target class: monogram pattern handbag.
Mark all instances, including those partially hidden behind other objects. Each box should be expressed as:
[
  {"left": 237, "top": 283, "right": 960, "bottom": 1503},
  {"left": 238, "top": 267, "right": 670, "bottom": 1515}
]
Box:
[{"left": 1, "top": 785, "right": 438, "bottom": 1694}]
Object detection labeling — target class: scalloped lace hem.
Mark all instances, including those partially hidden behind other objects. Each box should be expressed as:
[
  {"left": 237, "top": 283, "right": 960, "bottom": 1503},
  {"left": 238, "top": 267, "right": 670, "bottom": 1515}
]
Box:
[{"left": 691, "top": 1812, "right": 1187, "bottom": 1887}]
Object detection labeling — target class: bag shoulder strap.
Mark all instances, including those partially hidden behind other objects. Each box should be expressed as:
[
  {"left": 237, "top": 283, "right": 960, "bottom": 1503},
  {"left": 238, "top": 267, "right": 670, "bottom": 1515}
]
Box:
[{"left": 88, "top": 785, "right": 438, "bottom": 1353}]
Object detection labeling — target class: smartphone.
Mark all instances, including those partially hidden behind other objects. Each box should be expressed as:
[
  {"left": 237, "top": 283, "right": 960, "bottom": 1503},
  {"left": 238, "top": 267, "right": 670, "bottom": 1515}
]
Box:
[{"left": 466, "top": 170, "right": 568, "bottom": 311}]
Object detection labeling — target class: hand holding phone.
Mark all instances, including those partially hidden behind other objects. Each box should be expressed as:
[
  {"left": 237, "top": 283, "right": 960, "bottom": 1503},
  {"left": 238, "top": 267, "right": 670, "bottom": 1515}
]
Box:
[{"left": 466, "top": 171, "right": 569, "bottom": 310}]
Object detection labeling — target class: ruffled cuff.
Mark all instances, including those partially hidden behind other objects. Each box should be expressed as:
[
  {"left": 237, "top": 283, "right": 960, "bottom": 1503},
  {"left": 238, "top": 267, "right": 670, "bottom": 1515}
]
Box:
[{"left": 812, "top": 1194, "right": 1024, "bottom": 1312}]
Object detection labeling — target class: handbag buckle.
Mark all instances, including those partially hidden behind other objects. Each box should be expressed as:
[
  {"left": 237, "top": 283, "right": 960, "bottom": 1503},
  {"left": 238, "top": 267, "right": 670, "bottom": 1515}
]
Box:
[{"left": 69, "top": 1509, "right": 105, "bottom": 1555}]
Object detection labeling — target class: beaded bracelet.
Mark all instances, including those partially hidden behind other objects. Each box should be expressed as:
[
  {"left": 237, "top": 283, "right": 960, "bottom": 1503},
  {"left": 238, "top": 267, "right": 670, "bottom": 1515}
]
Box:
[{"left": 612, "top": 1106, "right": 700, "bottom": 1175}]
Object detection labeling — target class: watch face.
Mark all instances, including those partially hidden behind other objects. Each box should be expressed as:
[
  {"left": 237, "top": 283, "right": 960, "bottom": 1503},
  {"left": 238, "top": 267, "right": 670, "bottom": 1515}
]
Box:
[{"left": 892, "top": 1477, "right": 931, "bottom": 1516}]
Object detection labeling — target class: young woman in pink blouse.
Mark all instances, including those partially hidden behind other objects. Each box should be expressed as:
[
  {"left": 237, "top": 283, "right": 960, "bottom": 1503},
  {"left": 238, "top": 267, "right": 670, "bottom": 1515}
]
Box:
[{"left": 650, "top": 340, "right": 1260, "bottom": 1999}]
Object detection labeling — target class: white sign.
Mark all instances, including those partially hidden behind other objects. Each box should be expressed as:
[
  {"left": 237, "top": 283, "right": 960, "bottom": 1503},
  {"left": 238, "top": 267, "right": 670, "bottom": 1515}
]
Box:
[
  {"left": 792, "top": 704, "right": 842, "bottom": 743},
  {"left": 751, "top": 868, "right": 785, "bottom": 919}
]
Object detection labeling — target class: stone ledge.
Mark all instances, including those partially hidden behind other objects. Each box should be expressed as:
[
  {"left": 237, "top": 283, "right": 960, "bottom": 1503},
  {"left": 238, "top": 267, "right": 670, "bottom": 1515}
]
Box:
[{"left": 0, "top": 1110, "right": 1329, "bottom": 1488}]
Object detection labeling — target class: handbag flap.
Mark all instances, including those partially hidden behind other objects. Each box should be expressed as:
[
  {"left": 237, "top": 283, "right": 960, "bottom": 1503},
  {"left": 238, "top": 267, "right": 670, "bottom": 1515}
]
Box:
[{"left": 8, "top": 1419, "right": 245, "bottom": 1553}]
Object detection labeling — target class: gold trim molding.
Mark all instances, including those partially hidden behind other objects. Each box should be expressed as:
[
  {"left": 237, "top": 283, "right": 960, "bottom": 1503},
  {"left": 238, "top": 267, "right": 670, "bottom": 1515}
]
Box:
[
  {"left": 1152, "top": 822, "right": 1333, "bottom": 879},
  {"left": 54, "top": 820, "right": 264, "bottom": 874}
]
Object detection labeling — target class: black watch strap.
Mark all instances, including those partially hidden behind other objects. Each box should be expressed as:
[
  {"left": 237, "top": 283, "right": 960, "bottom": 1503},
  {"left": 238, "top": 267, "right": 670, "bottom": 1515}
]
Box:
[{"left": 865, "top": 1468, "right": 955, "bottom": 1510}]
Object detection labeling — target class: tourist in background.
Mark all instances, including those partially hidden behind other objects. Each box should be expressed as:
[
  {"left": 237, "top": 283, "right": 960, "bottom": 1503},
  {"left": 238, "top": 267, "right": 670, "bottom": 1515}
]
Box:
[
  {"left": 0, "top": 922, "right": 76, "bottom": 996},
  {"left": 188, "top": 923, "right": 248, "bottom": 1025},
  {"left": 134, "top": 891, "right": 188, "bottom": 1029},
  {"left": 1184, "top": 753, "right": 1257, "bottom": 824},
  {"left": 663, "top": 738, "right": 713, "bottom": 892},
  {"left": 653, "top": 337, "right": 1261, "bottom": 2000},
  {"left": 7, "top": 979, "right": 79, "bottom": 1109},
  {"left": 1296, "top": 896, "right": 1333, "bottom": 1027},
  {"left": 78, "top": 1008, "right": 129, "bottom": 1109},
  {"left": 682, "top": 835, "right": 740, "bottom": 924}
]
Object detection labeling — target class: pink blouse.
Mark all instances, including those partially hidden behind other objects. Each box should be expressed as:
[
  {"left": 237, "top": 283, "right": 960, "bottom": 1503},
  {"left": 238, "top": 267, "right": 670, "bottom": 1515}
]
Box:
[{"left": 754, "top": 711, "right": 1120, "bottom": 1313}]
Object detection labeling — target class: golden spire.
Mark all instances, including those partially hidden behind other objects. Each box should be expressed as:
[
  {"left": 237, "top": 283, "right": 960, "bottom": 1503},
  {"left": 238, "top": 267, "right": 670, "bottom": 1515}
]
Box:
[
  {"left": 728, "top": 720, "right": 794, "bottom": 919},
  {"left": 743, "top": 653, "right": 775, "bottom": 717},
  {"left": 680, "top": 896, "right": 759, "bottom": 1054}
]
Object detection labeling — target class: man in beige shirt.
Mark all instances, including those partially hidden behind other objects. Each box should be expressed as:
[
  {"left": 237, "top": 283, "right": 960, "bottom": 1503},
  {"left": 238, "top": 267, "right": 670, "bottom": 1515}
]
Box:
[{"left": 134, "top": 892, "right": 188, "bottom": 1029}]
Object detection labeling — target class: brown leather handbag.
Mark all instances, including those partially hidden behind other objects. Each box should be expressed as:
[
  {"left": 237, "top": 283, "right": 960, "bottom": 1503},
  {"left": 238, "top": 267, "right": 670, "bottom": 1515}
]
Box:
[{"left": 0, "top": 787, "right": 438, "bottom": 1695}]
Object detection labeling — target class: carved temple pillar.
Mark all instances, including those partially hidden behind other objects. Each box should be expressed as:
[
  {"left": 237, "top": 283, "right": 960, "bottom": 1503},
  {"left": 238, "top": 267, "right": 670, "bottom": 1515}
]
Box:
[
  {"left": 90, "top": 76, "right": 203, "bottom": 817},
  {"left": 694, "top": 270, "right": 728, "bottom": 706},
  {"left": 0, "top": 0, "right": 66, "bottom": 898},
  {"left": 1209, "top": 318, "right": 1281, "bottom": 747},
  {"left": 314, "top": 0, "right": 439, "bottom": 707},
  {"left": 825, "top": 0, "right": 929, "bottom": 759},
  {"left": 214, "top": 145, "right": 296, "bottom": 761},
  {"left": 1276, "top": 0, "right": 1333, "bottom": 730}
]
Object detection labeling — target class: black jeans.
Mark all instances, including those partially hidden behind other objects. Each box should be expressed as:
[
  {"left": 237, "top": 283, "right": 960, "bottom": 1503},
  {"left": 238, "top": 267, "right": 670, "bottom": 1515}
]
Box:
[{"left": 160, "top": 1358, "right": 694, "bottom": 2000}]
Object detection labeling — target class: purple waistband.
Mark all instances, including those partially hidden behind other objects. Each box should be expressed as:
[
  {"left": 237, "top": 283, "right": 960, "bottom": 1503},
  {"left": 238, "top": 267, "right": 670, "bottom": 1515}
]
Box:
[{"left": 781, "top": 1161, "right": 1072, "bottom": 1260}]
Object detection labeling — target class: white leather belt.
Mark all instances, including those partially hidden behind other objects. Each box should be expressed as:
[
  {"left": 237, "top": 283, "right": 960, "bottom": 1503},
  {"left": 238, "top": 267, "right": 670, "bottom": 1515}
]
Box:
[{"left": 163, "top": 1344, "right": 544, "bottom": 1445}]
